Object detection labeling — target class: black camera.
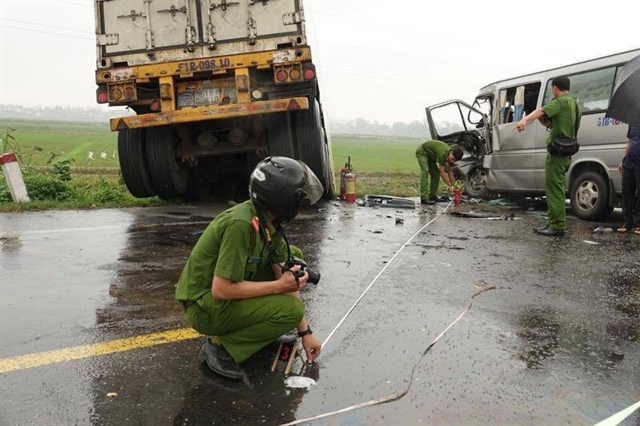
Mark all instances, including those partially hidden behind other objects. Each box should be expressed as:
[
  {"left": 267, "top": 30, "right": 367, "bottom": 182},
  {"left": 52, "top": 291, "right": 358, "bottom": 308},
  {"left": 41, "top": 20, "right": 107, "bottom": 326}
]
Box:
[{"left": 286, "top": 256, "right": 321, "bottom": 285}]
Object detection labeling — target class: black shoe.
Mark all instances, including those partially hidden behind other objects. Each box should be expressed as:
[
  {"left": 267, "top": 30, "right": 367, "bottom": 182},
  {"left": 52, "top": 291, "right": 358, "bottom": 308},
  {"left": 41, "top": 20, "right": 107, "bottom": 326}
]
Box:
[
  {"left": 535, "top": 227, "right": 565, "bottom": 237},
  {"left": 429, "top": 195, "right": 449, "bottom": 203},
  {"left": 200, "top": 340, "right": 244, "bottom": 380},
  {"left": 533, "top": 225, "right": 549, "bottom": 232},
  {"left": 421, "top": 198, "right": 435, "bottom": 205}
]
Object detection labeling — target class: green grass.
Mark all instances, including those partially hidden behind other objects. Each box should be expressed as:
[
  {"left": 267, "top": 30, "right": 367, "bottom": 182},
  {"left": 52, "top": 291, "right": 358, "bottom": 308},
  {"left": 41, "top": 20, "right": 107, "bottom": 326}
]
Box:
[
  {"left": 330, "top": 135, "right": 422, "bottom": 173},
  {"left": 1, "top": 119, "right": 118, "bottom": 168}
]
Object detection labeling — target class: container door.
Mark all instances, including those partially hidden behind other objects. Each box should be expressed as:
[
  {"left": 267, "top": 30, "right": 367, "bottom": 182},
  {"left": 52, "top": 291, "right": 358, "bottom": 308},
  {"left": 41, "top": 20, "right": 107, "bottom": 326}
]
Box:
[
  {"left": 99, "top": 0, "right": 194, "bottom": 56},
  {"left": 199, "top": 0, "right": 301, "bottom": 47}
]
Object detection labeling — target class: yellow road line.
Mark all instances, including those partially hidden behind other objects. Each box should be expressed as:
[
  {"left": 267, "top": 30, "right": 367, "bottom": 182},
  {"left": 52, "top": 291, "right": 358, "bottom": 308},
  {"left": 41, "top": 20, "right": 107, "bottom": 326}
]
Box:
[{"left": 0, "top": 328, "right": 201, "bottom": 374}]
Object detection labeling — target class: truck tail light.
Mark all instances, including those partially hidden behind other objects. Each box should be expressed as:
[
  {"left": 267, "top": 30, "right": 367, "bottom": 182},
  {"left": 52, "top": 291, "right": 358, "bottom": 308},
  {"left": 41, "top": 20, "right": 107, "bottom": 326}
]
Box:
[
  {"left": 289, "top": 68, "right": 301, "bottom": 80},
  {"left": 150, "top": 100, "right": 161, "bottom": 112},
  {"left": 303, "top": 68, "right": 315, "bottom": 80},
  {"left": 274, "top": 64, "right": 304, "bottom": 84},
  {"left": 124, "top": 86, "right": 135, "bottom": 100},
  {"left": 110, "top": 88, "right": 123, "bottom": 101},
  {"left": 96, "top": 87, "right": 108, "bottom": 104},
  {"left": 275, "top": 69, "right": 288, "bottom": 82},
  {"left": 107, "top": 82, "right": 137, "bottom": 103}
]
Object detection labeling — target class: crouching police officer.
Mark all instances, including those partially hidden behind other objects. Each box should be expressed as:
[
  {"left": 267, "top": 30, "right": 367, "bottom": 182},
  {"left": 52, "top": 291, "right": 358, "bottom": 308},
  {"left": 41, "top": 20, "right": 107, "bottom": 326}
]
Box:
[{"left": 175, "top": 156, "right": 324, "bottom": 380}]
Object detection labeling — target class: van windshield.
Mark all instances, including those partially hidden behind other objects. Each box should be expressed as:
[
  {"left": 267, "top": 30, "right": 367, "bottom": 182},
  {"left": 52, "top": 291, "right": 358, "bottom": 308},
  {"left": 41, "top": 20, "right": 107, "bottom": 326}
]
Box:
[
  {"left": 473, "top": 97, "right": 492, "bottom": 121},
  {"left": 428, "top": 102, "right": 484, "bottom": 138}
]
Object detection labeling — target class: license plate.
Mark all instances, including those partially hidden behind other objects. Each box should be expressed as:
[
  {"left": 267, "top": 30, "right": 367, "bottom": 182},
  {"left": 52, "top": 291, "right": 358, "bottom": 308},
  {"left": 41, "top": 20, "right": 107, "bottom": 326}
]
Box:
[{"left": 194, "top": 88, "right": 221, "bottom": 106}]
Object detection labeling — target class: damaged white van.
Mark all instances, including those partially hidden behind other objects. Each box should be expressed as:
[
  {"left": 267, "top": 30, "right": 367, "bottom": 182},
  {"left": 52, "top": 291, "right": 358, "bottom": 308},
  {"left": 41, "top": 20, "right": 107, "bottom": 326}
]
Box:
[{"left": 425, "top": 48, "right": 639, "bottom": 220}]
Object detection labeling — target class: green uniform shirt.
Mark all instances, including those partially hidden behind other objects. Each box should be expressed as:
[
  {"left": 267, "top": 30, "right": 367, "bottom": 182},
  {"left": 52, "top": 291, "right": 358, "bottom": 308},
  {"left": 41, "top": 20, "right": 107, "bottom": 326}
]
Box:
[
  {"left": 175, "top": 200, "right": 288, "bottom": 302},
  {"left": 542, "top": 93, "right": 579, "bottom": 143},
  {"left": 418, "top": 140, "right": 451, "bottom": 165}
]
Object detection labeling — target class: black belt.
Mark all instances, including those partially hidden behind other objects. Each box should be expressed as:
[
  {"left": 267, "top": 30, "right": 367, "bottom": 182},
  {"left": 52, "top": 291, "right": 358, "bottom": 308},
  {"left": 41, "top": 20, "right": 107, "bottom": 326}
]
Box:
[{"left": 182, "top": 300, "right": 196, "bottom": 311}]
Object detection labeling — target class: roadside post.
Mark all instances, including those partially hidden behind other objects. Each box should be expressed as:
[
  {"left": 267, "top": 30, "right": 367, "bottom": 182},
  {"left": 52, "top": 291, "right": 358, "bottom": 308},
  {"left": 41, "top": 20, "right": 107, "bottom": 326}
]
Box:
[{"left": 0, "top": 152, "right": 30, "bottom": 203}]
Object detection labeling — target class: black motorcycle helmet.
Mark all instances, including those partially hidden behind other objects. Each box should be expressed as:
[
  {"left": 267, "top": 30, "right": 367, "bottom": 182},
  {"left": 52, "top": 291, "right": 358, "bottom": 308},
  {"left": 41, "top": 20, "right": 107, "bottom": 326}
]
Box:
[{"left": 249, "top": 156, "right": 324, "bottom": 221}]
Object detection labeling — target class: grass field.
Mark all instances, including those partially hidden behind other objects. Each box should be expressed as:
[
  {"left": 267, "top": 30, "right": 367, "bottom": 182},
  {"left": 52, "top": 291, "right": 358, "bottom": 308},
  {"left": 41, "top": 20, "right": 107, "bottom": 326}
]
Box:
[
  {"left": 0, "top": 119, "right": 427, "bottom": 200},
  {"left": 1, "top": 120, "right": 119, "bottom": 168},
  {"left": 330, "top": 135, "right": 422, "bottom": 173}
]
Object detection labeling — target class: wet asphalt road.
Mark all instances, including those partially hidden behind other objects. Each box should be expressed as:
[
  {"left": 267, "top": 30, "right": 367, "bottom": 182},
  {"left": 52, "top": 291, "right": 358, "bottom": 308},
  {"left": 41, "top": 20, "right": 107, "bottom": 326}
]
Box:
[{"left": 0, "top": 198, "right": 639, "bottom": 426}]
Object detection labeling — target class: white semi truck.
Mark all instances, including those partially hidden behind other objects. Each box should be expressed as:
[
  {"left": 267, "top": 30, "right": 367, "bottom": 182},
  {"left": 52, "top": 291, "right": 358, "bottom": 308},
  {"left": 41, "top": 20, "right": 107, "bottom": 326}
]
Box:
[{"left": 93, "top": 0, "right": 334, "bottom": 200}]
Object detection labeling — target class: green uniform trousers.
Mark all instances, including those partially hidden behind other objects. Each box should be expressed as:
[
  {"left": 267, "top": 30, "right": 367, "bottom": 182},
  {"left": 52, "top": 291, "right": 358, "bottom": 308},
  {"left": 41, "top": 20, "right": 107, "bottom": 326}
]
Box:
[
  {"left": 416, "top": 148, "right": 440, "bottom": 200},
  {"left": 545, "top": 153, "right": 571, "bottom": 230},
  {"left": 184, "top": 245, "right": 306, "bottom": 364},
  {"left": 186, "top": 292, "right": 304, "bottom": 363}
]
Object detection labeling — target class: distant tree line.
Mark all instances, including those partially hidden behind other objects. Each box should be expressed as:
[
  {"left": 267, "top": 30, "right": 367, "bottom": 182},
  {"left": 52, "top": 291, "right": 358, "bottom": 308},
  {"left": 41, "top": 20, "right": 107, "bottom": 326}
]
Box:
[
  {"left": 0, "top": 104, "right": 460, "bottom": 138},
  {"left": 330, "top": 117, "right": 429, "bottom": 138}
]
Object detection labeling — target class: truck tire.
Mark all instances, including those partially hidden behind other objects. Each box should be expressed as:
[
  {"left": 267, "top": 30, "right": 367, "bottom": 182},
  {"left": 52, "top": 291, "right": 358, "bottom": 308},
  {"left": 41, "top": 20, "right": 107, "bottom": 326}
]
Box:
[
  {"left": 569, "top": 171, "right": 611, "bottom": 220},
  {"left": 322, "top": 141, "right": 336, "bottom": 199},
  {"left": 117, "top": 129, "right": 157, "bottom": 198},
  {"left": 292, "top": 99, "right": 332, "bottom": 199},
  {"left": 145, "top": 126, "right": 188, "bottom": 200},
  {"left": 464, "top": 167, "right": 489, "bottom": 199},
  {"left": 266, "top": 112, "right": 294, "bottom": 158}
]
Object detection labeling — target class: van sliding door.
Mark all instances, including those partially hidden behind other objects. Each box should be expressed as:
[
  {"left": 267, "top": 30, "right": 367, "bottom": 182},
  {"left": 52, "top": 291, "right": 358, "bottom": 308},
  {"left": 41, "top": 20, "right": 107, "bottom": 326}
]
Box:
[{"left": 490, "top": 82, "right": 541, "bottom": 191}]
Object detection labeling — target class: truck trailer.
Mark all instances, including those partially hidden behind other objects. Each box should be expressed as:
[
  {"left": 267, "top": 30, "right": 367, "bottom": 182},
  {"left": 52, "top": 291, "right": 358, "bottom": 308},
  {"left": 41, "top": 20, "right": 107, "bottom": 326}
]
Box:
[{"left": 93, "top": 0, "right": 334, "bottom": 200}]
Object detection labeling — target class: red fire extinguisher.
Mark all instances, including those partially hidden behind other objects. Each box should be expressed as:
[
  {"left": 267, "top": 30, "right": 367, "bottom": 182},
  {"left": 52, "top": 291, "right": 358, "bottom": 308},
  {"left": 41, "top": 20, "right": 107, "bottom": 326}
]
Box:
[
  {"left": 344, "top": 158, "right": 356, "bottom": 203},
  {"left": 454, "top": 187, "right": 462, "bottom": 206}
]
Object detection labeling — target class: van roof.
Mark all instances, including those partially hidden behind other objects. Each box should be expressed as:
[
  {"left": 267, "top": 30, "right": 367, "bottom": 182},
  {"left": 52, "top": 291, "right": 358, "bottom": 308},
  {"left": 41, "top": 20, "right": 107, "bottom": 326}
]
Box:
[{"left": 477, "top": 48, "right": 640, "bottom": 96}]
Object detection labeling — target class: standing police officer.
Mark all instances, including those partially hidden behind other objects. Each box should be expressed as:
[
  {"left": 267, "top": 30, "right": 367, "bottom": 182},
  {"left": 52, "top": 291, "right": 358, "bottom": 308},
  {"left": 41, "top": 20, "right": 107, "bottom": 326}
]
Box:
[
  {"left": 516, "top": 76, "right": 580, "bottom": 236},
  {"left": 176, "top": 157, "right": 323, "bottom": 380}
]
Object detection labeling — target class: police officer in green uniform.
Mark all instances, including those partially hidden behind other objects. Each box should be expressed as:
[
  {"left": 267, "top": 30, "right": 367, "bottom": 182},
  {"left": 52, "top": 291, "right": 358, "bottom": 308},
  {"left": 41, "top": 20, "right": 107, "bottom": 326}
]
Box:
[
  {"left": 516, "top": 76, "right": 580, "bottom": 237},
  {"left": 176, "top": 156, "right": 324, "bottom": 380},
  {"left": 415, "top": 140, "right": 463, "bottom": 204}
]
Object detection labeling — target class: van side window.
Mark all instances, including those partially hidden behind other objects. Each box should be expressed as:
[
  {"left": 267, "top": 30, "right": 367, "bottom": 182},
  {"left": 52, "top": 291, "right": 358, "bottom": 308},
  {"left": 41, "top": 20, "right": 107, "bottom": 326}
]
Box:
[
  {"left": 496, "top": 83, "right": 541, "bottom": 124},
  {"left": 542, "top": 66, "right": 617, "bottom": 112}
]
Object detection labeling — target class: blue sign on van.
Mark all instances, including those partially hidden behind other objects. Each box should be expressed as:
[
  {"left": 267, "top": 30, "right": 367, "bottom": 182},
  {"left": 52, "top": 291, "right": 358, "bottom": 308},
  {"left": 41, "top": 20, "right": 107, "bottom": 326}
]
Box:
[{"left": 597, "top": 117, "right": 623, "bottom": 127}]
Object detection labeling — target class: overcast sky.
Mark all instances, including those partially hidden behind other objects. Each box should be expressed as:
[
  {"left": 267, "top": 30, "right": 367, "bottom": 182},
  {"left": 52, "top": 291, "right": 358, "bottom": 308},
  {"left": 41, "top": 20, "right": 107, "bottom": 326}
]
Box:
[{"left": 1, "top": 0, "right": 639, "bottom": 124}]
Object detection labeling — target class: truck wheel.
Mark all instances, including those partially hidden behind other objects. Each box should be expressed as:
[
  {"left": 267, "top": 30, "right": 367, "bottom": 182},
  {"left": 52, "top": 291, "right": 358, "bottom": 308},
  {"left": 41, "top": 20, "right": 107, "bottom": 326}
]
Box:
[
  {"left": 266, "top": 112, "right": 294, "bottom": 157},
  {"left": 117, "top": 129, "right": 157, "bottom": 198},
  {"left": 464, "top": 167, "right": 489, "bottom": 199},
  {"left": 322, "top": 140, "right": 336, "bottom": 199},
  {"left": 146, "top": 126, "right": 188, "bottom": 200},
  {"left": 292, "top": 99, "right": 332, "bottom": 199},
  {"left": 570, "top": 171, "right": 611, "bottom": 220}
]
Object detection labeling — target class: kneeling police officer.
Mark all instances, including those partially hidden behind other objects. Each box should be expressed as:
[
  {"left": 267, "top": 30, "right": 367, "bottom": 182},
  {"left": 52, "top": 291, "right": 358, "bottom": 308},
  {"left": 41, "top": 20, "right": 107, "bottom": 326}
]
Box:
[{"left": 175, "top": 156, "right": 323, "bottom": 380}]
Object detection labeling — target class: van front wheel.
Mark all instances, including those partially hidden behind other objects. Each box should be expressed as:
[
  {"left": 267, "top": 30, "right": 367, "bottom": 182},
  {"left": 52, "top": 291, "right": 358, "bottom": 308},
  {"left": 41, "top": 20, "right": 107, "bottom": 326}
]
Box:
[
  {"left": 464, "top": 167, "right": 489, "bottom": 199},
  {"left": 569, "top": 171, "right": 611, "bottom": 220}
]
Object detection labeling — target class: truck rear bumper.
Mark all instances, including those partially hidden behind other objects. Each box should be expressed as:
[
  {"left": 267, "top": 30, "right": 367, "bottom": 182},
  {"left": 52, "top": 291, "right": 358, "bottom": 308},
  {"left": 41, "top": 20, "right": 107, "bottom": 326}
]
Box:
[{"left": 110, "top": 97, "right": 309, "bottom": 131}]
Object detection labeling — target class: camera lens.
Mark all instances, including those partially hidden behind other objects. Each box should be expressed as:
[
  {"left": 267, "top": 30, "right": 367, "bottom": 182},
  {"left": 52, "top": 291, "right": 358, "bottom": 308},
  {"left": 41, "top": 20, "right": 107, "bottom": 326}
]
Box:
[{"left": 306, "top": 269, "right": 321, "bottom": 285}]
